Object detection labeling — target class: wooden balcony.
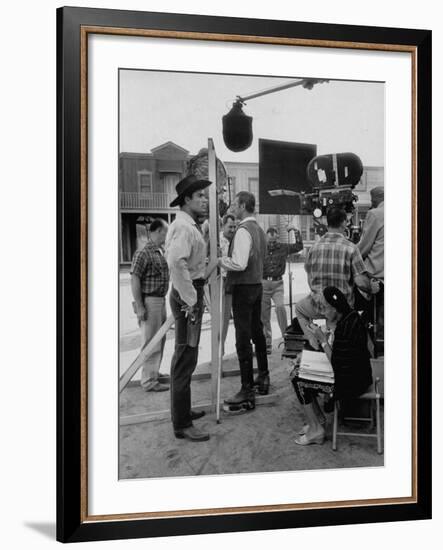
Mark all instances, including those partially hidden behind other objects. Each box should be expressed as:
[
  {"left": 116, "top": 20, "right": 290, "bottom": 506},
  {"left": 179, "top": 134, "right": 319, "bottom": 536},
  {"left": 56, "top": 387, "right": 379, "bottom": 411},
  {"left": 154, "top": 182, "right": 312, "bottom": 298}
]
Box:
[{"left": 120, "top": 192, "right": 172, "bottom": 210}]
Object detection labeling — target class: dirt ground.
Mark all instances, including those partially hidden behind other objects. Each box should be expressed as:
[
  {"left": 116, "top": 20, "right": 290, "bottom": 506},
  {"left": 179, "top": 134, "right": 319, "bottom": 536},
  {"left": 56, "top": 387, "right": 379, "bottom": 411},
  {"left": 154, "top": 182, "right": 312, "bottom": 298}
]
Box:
[{"left": 119, "top": 349, "right": 384, "bottom": 480}]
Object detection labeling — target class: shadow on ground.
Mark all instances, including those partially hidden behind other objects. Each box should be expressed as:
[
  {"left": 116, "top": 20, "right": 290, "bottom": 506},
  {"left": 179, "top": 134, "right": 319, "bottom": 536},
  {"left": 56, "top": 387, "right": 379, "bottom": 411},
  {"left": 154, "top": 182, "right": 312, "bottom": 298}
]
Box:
[
  {"left": 24, "top": 523, "right": 56, "bottom": 540},
  {"left": 119, "top": 348, "right": 384, "bottom": 480}
]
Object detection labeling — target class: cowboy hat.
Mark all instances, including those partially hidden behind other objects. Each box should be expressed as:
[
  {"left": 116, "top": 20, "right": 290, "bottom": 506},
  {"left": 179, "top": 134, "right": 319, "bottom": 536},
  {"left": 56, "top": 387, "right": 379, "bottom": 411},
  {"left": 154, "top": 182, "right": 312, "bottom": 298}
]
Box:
[{"left": 169, "top": 174, "right": 212, "bottom": 207}]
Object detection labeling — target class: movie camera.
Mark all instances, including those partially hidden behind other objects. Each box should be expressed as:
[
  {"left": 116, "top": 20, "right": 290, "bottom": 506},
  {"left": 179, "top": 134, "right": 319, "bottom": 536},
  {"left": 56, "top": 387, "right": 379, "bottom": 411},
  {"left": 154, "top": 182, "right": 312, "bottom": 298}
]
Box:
[{"left": 301, "top": 152, "right": 363, "bottom": 239}]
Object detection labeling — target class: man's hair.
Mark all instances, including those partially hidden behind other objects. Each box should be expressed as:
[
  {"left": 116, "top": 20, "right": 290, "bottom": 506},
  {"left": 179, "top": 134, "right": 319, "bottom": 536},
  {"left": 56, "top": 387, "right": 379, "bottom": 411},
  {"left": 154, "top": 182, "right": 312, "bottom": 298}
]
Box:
[
  {"left": 370, "top": 186, "right": 384, "bottom": 202},
  {"left": 236, "top": 191, "right": 255, "bottom": 214},
  {"left": 223, "top": 213, "right": 235, "bottom": 225},
  {"left": 149, "top": 218, "right": 167, "bottom": 233},
  {"left": 326, "top": 207, "right": 347, "bottom": 228},
  {"left": 266, "top": 226, "right": 279, "bottom": 235}
]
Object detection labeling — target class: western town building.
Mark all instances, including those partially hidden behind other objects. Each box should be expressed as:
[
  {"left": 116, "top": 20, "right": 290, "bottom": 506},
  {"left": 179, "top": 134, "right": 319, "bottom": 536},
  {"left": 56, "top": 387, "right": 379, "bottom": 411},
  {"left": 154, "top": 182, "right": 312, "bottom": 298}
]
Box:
[{"left": 119, "top": 141, "right": 384, "bottom": 265}]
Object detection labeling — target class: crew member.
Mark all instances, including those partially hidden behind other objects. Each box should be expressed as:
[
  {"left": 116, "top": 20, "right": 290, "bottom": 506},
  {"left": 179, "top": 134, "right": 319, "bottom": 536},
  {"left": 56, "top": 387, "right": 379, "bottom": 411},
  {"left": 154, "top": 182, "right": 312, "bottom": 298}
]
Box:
[
  {"left": 357, "top": 186, "right": 384, "bottom": 347},
  {"left": 358, "top": 186, "right": 384, "bottom": 280},
  {"left": 130, "top": 218, "right": 170, "bottom": 392},
  {"left": 165, "top": 174, "right": 213, "bottom": 442},
  {"left": 295, "top": 207, "right": 379, "bottom": 349},
  {"left": 220, "top": 213, "right": 236, "bottom": 355},
  {"left": 261, "top": 225, "right": 303, "bottom": 353},
  {"left": 218, "top": 191, "right": 270, "bottom": 407}
]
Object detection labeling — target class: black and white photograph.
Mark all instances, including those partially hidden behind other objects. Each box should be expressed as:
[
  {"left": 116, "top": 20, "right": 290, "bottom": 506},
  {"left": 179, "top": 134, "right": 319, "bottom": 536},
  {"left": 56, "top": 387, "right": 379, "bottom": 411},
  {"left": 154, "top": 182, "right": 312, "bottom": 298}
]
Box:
[
  {"left": 1, "top": 0, "right": 437, "bottom": 545},
  {"left": 118, "top": 69, "right": 385, "bottom": 479},
  {"left": 51, "top": 4, "right": 432, "bottom": 543}
]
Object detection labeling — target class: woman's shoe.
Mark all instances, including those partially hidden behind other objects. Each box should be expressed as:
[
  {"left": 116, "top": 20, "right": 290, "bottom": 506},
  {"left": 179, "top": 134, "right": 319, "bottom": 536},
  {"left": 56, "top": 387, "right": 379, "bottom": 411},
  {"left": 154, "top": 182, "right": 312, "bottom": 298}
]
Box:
[
  {"left": 298, "top": 417, "right": 326, "bottom": 435},
  {"left": 294, "top": 433, "right": 325, "bottom": 446},
  {"left": 298, "top": 424, "right": 310, "bottom": 436}
]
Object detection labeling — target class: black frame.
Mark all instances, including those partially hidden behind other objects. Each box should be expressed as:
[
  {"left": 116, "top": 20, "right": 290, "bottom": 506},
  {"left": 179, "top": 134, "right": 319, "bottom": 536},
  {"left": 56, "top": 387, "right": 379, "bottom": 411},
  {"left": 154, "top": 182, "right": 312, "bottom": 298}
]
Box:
[{"left": 57, "top": 6, "right": 432, "bottom": 543}]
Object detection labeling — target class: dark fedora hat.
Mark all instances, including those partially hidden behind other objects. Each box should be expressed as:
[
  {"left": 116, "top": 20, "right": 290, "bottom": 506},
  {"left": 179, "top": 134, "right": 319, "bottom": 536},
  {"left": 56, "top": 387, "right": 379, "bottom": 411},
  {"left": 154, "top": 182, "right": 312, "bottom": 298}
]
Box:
[{"left": 169, "top": 174, "right": 212, "bottom": 207}]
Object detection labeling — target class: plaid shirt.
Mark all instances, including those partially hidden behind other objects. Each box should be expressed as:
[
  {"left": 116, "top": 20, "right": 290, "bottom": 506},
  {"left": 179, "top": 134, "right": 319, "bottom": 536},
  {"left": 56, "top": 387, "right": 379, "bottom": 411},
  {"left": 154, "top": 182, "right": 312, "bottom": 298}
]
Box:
[
  {"left": 305, "top": 232, "right": 366, "bottom": 306},
  {"left": 130, "top": 239, "right": 170, "bottom": 297}
]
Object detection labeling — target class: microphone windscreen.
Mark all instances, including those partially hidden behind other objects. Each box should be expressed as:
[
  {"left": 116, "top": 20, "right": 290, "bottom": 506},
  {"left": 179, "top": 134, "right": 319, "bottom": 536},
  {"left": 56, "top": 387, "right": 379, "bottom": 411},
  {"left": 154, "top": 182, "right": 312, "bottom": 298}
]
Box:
[{"left": 222, "top": 102, "right": 253, "bottom": 152}]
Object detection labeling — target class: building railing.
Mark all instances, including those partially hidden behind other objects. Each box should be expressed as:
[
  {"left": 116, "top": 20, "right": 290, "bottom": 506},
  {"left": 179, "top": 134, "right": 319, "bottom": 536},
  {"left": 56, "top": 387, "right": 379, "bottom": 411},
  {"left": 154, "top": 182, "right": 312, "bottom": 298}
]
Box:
[{"left": 120, "top": 192, "right": 171, "bottom": 210}]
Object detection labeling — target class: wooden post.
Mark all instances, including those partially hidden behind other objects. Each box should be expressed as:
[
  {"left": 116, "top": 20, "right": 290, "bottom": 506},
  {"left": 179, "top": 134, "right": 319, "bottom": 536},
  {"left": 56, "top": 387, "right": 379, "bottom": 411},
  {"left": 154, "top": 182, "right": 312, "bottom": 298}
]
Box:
[
  {"left": 119, "top": 314, "right": 174, "bottom": 393},
  {"left": 207, "top": 138, "right": 222, "bottom": 413}
]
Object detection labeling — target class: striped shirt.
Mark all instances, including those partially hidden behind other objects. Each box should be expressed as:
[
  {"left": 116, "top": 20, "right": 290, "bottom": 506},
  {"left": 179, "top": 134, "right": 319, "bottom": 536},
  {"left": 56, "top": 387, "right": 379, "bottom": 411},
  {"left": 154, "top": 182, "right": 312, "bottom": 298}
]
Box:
[
  {"left": 305, "top": 232, "right": 367, "bottom": 306},
  {"left": 130, "top": 239, "right": 169, "bottom": 297}
]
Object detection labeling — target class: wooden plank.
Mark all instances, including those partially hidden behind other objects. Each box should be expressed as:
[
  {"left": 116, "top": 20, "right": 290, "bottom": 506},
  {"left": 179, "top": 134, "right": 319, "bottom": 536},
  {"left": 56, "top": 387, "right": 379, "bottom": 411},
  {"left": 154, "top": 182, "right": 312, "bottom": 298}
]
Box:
[
  {"left": 120, "top": 401, "right": 209, "bottom": 426},
  {"left": 120, "top": 393, "right": 279, "bottom": 426},
  {"left": 119, "top": 314, "right": 174, "bottom": 393},
  {"left": 123, "top": 365, "right": 258, "bottom": 387}
]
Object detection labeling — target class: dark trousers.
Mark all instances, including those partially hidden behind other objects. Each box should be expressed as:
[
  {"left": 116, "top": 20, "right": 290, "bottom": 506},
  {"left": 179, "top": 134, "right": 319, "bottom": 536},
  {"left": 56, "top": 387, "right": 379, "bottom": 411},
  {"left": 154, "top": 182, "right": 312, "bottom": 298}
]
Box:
[
  {"left": 169, "top": 284, "right": 204, "bottom": 430},
  {"left": 231, "top": 284, "right": 269, "bottom": 388},
  {"left": 354, "top": 283, "right": 384, "bottom": 353}
]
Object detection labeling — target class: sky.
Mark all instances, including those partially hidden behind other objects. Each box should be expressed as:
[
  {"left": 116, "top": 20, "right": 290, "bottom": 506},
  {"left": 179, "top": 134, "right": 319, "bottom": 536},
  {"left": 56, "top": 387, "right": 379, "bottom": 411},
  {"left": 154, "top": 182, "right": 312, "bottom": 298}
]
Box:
[{"left": 119, "top": 69, "right": 384, "bottom": 167}]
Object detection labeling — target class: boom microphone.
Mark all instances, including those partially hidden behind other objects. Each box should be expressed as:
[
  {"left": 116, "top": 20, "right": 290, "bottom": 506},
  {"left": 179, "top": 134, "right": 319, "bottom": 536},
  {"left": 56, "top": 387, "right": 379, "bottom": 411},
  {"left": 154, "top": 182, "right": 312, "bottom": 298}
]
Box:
[{"left": 222, "top": 101, "right": 253, "bottom": 152}]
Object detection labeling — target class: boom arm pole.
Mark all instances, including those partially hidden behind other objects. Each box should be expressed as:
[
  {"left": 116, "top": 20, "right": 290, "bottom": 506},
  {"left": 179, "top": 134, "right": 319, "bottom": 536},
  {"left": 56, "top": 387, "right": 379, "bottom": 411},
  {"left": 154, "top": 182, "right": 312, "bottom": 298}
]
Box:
[{"left": 237, "top": 78, "right": 328, "bottom": 103}]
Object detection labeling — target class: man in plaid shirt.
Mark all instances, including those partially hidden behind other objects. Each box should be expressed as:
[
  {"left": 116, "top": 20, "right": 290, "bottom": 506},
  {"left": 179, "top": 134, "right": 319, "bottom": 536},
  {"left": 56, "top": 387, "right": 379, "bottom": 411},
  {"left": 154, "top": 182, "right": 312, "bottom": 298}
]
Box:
[
  {"left": 295, "top": 208, "right": 379, "bottom": 350},
  {"left": 131, "top": 218, "right": 170, "bottom": 392}
]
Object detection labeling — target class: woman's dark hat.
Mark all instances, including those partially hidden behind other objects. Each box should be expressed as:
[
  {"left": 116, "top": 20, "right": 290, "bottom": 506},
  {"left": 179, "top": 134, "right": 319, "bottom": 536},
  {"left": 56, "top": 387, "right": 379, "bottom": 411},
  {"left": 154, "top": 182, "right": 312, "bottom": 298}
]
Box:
[
  {"left": 323, "top": 286, "right": 351, "bottom": 314},
  {"left": 169, "top": 174, "right": 212, "bottom": 207}
]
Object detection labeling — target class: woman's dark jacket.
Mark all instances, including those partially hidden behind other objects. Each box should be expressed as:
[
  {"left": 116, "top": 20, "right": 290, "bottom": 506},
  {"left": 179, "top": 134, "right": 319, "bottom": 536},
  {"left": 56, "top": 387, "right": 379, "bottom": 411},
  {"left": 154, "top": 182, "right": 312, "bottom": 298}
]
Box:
[{"left": 331, "top": 310, "right": 373, "bottom": 399}]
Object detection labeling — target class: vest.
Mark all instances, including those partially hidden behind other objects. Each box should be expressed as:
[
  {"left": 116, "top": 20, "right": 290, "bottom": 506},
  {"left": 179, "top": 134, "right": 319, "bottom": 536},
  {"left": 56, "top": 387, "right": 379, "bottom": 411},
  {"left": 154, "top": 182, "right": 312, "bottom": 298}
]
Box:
[{"left": 226, "top": 219, "right": 267, "bottom": 287}]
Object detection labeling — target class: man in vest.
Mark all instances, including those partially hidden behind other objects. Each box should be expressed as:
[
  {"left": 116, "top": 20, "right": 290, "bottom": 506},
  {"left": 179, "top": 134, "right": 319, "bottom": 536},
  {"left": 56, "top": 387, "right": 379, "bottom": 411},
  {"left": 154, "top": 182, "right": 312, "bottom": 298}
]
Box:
[{"left": 218, "top": 191, "right": 270, "bottom": 412}]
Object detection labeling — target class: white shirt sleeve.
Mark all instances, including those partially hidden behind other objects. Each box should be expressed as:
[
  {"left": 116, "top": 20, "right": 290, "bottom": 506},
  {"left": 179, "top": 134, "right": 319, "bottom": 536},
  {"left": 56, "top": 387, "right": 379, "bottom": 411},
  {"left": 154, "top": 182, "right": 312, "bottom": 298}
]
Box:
[
  {"left": 357, "top": 209, "right": 378, "bottom": 259},
  {"left": 220, "top": 227, "right": 252, "bottom": 272},
  {"left": 165, "top": 224, "right": 197, "bottom": 306}
]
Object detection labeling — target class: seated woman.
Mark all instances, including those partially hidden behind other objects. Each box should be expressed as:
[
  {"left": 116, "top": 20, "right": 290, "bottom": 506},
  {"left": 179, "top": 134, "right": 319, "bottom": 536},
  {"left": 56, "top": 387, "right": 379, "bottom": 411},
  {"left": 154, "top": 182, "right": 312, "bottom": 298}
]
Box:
[{"left": 292, "top": 286, "right": 373, "bottom": 446}]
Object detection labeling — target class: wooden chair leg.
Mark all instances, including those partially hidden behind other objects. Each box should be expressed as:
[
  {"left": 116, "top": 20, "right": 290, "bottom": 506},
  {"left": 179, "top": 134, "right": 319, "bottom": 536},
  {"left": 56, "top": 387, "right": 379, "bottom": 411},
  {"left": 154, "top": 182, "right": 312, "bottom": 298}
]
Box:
[
  {"left": 332, "top": 401, "right": 338, "bottom": 451},
  {"left": 368, "top": 400, "right": 375, "bottom": 431},
  {"left": 376, "top": 396, "right": 382, "bottom": 454}
]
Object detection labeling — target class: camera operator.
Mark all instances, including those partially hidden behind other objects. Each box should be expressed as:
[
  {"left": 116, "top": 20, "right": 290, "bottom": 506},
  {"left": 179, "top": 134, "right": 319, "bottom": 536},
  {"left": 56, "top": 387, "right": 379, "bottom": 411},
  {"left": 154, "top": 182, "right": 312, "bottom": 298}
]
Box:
[
  {"left": 295, "top": 207, "right": 379, "bottom": 350},
  {"left": 358, "top": 186, "right": 384, "bottom": 280},
  {"left": 356, "top": 186, "right": 384, "bottom": 347}
]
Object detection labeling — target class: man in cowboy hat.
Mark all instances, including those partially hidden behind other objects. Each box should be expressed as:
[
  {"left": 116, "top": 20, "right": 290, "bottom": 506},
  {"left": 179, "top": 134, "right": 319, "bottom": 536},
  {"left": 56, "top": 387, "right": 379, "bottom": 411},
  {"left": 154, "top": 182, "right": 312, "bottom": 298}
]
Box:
[{"left": 165, "top": 174, "right": 215, "bottom": 442}]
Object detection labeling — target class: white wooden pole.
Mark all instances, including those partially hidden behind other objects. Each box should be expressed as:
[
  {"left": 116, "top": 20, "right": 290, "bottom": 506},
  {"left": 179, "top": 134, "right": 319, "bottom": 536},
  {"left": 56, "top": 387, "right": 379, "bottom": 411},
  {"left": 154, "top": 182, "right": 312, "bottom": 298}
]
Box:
[
  {"left": 216, "top": 274, "right": 224, "bottom": 423},
  {"left": 207, "top": 138, "right": 222, "bottom": 414}
]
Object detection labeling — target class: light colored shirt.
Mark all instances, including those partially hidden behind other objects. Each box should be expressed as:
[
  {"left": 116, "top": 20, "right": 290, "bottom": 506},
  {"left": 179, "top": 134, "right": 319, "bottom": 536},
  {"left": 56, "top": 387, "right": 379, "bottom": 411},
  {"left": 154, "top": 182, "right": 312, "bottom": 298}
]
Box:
[
  {"left": 219, "top": 233, "right": 230, "bottom": 278},
  {"left": 219, "top": 217, "right": 255, "bottom": 272},
  {"left": 358, "top": 202, "right": 384, "bottom": 280},
  {"left": 165, "top": 211, "right": 207, "bottom": 306}
]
